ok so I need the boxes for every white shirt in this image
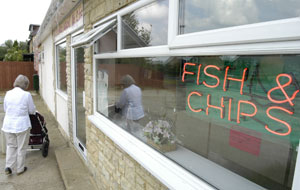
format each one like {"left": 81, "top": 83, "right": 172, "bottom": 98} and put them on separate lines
{"left": 116, "top": 84, "right": 144, "bottom": 121}
{"left": 2, "top": 87, "right": 36, "bottom": 133}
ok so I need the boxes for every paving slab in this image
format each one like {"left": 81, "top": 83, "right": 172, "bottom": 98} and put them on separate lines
{"left": 0, "top": 94, "right": 66, "bottom": 190}
{"left": 0, "top": 93, "right": 97, "bottom": 190}
{"left": 55, "top": 147, "right": 97, "bottom": 190}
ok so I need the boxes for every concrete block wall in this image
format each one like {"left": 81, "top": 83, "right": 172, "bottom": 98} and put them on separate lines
{"left": 84, "top": 0, "right": 136, "bottom": 29}
{"left": 86, "top": 122, "right": 167, "bottom": 190}
{"left": 81, "top": 0, "right": 168, "bottom": 189}
{"left": 66, "top": 36, "right": 73, "bottom": 143}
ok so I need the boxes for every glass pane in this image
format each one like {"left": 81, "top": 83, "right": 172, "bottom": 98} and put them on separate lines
{"left": 75, "top": 47, "right": 86, "bottom": 146}
{"left": 121, "top": 0, "right": 169, "bottom": 49}
{"left": 94, "top": 27, "right": 117, "bottom": 54}
{"left": 96, "top": 55, "right": 300, "bottom": 189}
{"left": 57, "top": 42, "right": 67, "bottom": 92}
{"left": 179, "top": 0, "right": 300, "bottom": 34}
{"left": 73, "top": 19, "right": 116, "bottom": 48}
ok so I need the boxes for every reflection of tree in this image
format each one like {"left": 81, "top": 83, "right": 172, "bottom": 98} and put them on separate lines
{"left": 76, "top": 47, "right": 85, "bottom": 89}
{"left": 75, "top": 47, "right": 84, "bottom": 63}
{"left": 123, "top": 13, "right": 151, "bottom": 45}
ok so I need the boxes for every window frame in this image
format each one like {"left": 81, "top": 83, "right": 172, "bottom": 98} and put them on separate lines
{"left": 55, "top": 38, "right": 68, "bottom": 99}
{"left": 71, "top": 19, "right": 117, "bottom": 48}
{"left": 71, "top": 28, "right": 88, "bottom": 159}
{"left": 90, "top": 0, "right": 300, "bottom": 189}
{"left": 168, "top": 1, "right": 300, "bottom": 51}
{"left": 91, "top": 54, "right": 218, "bottom": 189}
{"left": 91, "top": 0, "right": 300, "bottom": 55}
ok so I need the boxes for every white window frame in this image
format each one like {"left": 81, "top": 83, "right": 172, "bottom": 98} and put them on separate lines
{"left": 71, "top": 28, "right": 88, "bottom": 159}
{"left": 168, "top": 1, "right": 300, "bottom": 52}
{"left": 71, "top": 19, "right": 116, "bottom": 48}
{"left": 90, "top": 0, "right": 300, "bottom": 190}
{"left": 92, "top": 55, "right": 271, "bottom": 190}
{"left": 55, "top": 38, "right": 68, "bottom": 99}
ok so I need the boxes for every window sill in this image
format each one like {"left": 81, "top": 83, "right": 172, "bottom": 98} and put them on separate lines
{"left": 55, "top": 89, "right": 68, "bottom": 101}
{"left": 88, "top": 114, "right": 215, "bottom": 190}
{"left": 89, "top": 114, "right": 265, "bottom": 190}
{"left": 165, "top": 145, "right": 264, "bottom": 190}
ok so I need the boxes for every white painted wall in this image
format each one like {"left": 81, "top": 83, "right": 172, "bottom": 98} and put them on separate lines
{"left": 56, "top": 93, "right": 69, "bottom": 137}
{"left": 38, "top": 33, "right": 69, "bottom": 138}
{"left": 39, "top": 34, "right": 55, "bottom": 115}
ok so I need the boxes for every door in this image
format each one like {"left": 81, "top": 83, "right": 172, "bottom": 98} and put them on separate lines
{"left": 73, "top": 46, "right": 86, "bottom": 156}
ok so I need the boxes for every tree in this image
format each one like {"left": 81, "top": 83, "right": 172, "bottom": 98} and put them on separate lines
{"left": 0, "top": 40, "right": 13, "bottom": 61}
{"left": 3, "top": 40, "right": 28, "bottom": 61}
{"left": 0, "top": 46, "right": 7, "bottom": 61}
{"left": 19, "top": 41, "right": 28, "bottom": 51}
{"left": 4, "top": 40, "right": 13, "bottom": 49}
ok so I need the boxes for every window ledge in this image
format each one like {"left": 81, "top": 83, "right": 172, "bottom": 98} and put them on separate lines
{"left": 55, "top": 89, "right": 68, "bottom": 101}
{"left": 88, "top": 115, "right": 215, "bottom": 190}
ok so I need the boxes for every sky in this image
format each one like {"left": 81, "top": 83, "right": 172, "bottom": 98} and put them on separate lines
{"left": 0, "top": 0, "right": 52, "bottom": 45}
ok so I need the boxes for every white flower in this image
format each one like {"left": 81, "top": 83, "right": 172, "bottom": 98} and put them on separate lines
{"left": 163, "top": 132, "right": 170, "bottom": 138}
{"left": 154, "top": 126, "right": 162, "bottom": 134}
{"left": 145, "top": 121, "right": 153, "bottom": 129}
{"left": 144, "top": 120, "right": 176, "bottom": 145}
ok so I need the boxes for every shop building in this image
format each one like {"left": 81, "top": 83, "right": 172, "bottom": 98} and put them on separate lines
{"left": 34, "top": 0, "right": 300, "bottom": 189}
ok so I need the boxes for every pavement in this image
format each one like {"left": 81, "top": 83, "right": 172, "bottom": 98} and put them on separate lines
{"left": 0, "top": 92, "right": 97, "bottom": 190}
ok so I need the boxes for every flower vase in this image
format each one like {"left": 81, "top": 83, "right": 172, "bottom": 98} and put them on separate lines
{"left": 147, "top": 139, "right": 176, "bottom": 153}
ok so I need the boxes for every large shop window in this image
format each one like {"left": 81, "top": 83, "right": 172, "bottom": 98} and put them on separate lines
{"left": 121, "top": 0, "right": 169, "bottom": 49}
{"left": 96, "top": 55, "right": 300, "bottom": 189}
{"left": 178, "top": 0, "right": 300, "bottom": 34}
{"left": 56, "top": 42, "right": 67, "bottom": 93}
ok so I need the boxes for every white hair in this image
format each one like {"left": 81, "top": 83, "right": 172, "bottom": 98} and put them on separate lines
{"left": 13, "top": 75, "right": 29, "bottom": 90}
{"left": 121, "top": 75, "right": 135, "bottom": 88}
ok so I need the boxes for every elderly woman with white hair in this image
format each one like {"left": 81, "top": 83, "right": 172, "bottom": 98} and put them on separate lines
{"left": 2, "top": 74, "right": 36, "bottom": 176}
{"left": 116, "top": 75, "right": 144, "bottom": 132}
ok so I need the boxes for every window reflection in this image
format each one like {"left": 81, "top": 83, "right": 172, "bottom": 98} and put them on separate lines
{"left": 179, "top": 0, "right": 300, "bottom": 34}
{"left": 96, "top": 55, "right": 300, "bottom": 189}
{"left": 121, "top": 0, "right": 169, "bottom": 49}
{"left": 94, "top": 26, "right": 117, "bottom": 54}
{"left": 57, "top": 42, "right": 67, "bottom": 93}
{"left": 75, "top": 47, "right": 86, "bottom": 145}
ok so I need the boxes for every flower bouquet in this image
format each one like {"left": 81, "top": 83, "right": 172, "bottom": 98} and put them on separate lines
{"left": 143, "top": 120, "right": 176, "bottom": 152}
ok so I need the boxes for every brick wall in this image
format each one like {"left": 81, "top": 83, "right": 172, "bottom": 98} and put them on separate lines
{"left": 81, "top": 0, "right": 168, "bottom": 189}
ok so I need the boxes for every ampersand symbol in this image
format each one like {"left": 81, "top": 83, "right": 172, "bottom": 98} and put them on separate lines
{"left": 267, "top": 74, "right": 299, "bottom": 106}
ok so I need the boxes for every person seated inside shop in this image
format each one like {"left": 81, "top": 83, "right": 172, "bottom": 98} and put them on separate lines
{"left": 115, "top": 74, "right": 144, "bottom": 132}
